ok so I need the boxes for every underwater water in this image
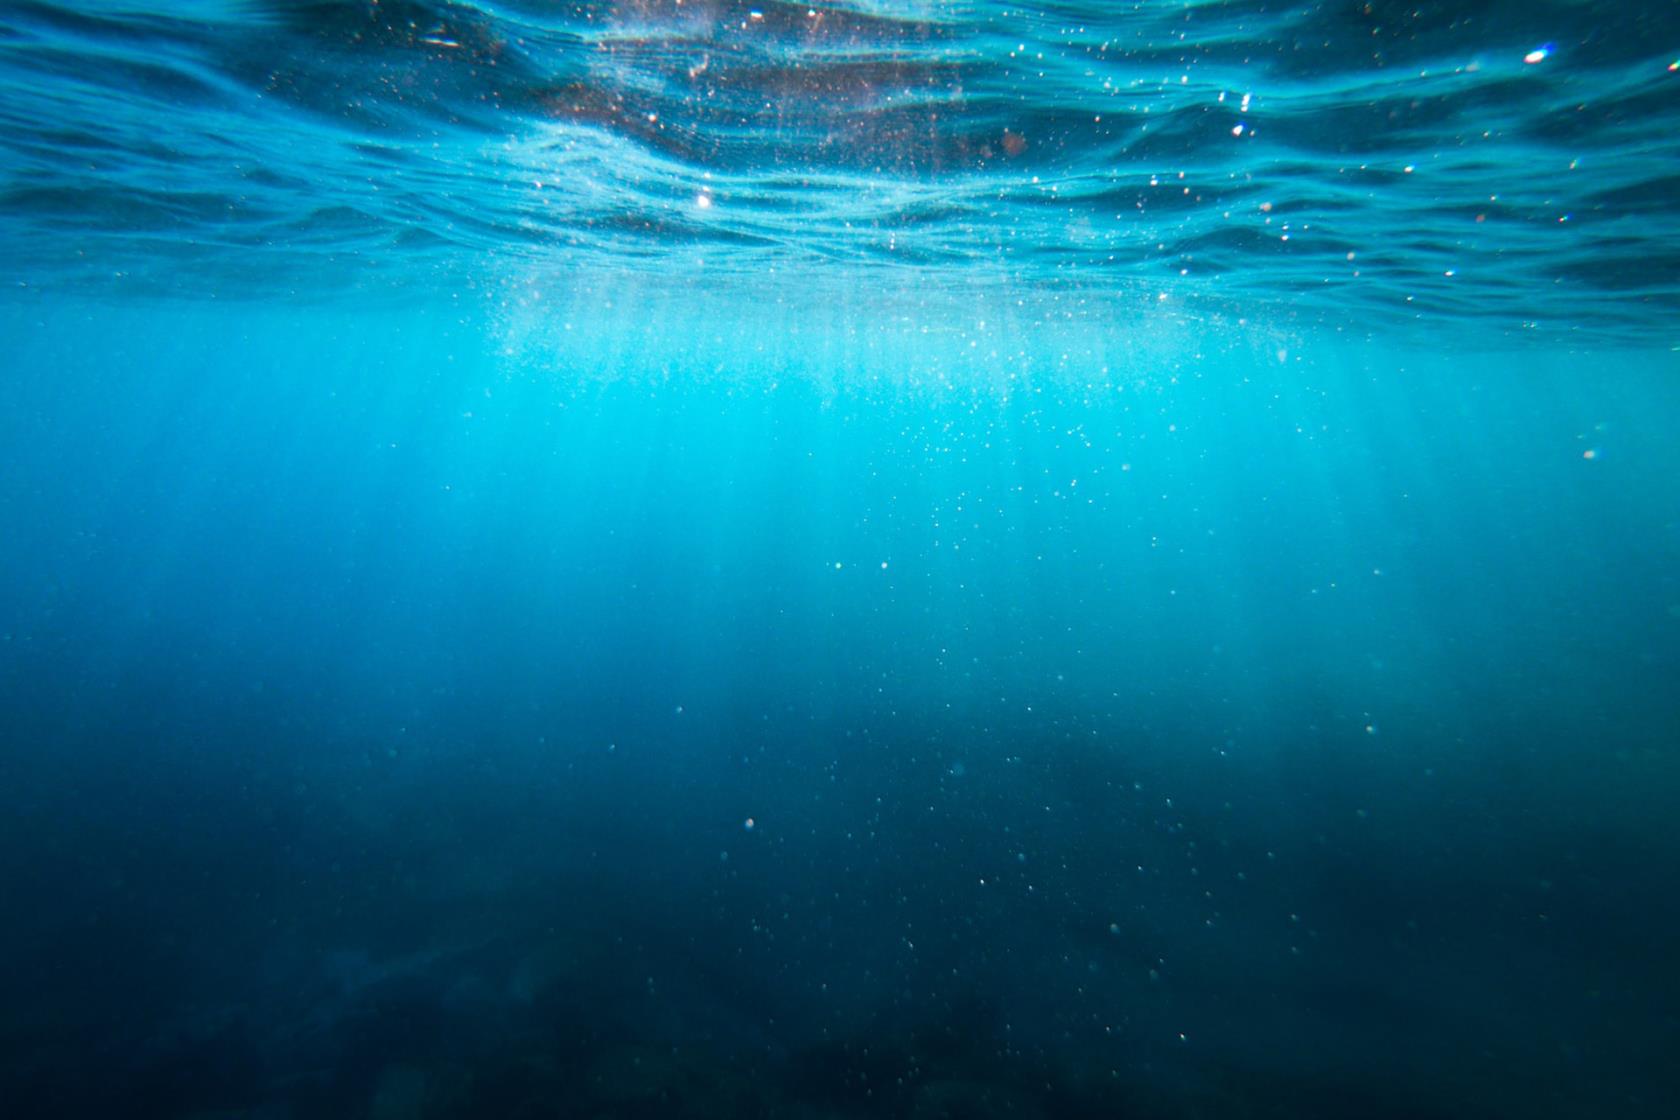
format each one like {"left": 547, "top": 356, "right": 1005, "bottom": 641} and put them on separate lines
{"left": 2, "top": 2, "right": 1679, "bottom": 1118}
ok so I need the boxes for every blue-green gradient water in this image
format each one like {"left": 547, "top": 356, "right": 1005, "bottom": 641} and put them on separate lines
{"left": 3, "top": 3, "right": 1679, "bottom": 1118}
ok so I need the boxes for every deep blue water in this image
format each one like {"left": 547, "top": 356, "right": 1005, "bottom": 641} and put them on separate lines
{"left": 2, "top": 3, "right": 1679, "bottom": 1119}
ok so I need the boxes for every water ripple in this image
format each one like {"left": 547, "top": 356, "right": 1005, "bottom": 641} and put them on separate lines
{"left": 1, "top": 0, "right": 1677, "bottom": 339}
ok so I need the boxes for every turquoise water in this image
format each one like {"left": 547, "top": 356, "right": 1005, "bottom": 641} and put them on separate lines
{"left": 5, "top": 0, "right": 1679, "bottom": 335}
{"left": 2, "top": 3, "right": 1679, "bottom": 1118}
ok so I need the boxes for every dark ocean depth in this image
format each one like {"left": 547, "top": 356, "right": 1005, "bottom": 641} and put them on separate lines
{"left": 2, "top": 3, "right": 1679, "bottom": 1119}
